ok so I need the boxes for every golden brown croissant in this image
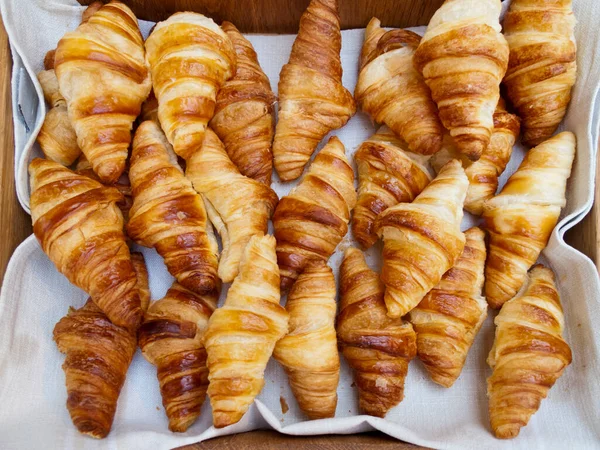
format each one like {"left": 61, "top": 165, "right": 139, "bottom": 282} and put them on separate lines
{"left": 54, "top": 1, "right": 151, "bottom": 183}
{"left": 210, "top": 21, "right": 276, "bottom": 185}
{"left": 273, "top": 261, "right": 339, "bottom": 419}
{"left": 127, "top": 121, "right": 219, "bottom": 295}
{"left": 375, "top": 159, "right": 468, "bottom": 318}
{"left": 414, "top": 0, "right": 509, "bottom": 161}
{"left": 487, "top": 265, "right": 572, "bottom": 439}
{"left": 353, "top": 126, "right": 433, "bottom": 249}
{"left": 138, "top": 282, "right": 218, "bottom": 432}
{"left": 145, "top": 12, "right": 236, "bottom": 160}
{"left": 273, "top": 136, "right": 356, "bottom": 291}
{"left": 54, "top": 300, "right": 137, "bottom": 439}
{"left": 409, "top": 227, "right": 487, "bottom": 387}
{"left": 431, "top": 100, "right": 521, "bottom": 215}
{"left": 503, "top": 0, "right": 577, "bottom": 146}
{"left": 338, "top": 248, "right": 416, "bottom": 417}
{"left": 74, "top": 154, "right": 134, "bottom": 222}
{"left": 204, "top": 234, "right": 288, "bottom": 428}
{"left": 355, "top": 21, "right": 444, "bottom": 155}
{"left": 483, "top": 132, "right": 575, "bottom": 309}
{"left": 29, "top": 158, "right": 142, "bottom": 330}
{"left": 273, "top": 0, "right": 356, "bottom": 181}
{"left": 36, "top": 70, "right": 81, "bottom": 166}
{"left": 186, "top": 129, "right": 278, "bottom": 283}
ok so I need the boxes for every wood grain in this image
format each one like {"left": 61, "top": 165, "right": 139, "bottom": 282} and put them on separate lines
{"left": 177, "top": 430, "right": 426, "bottom": 450}
{"left": 77, "top": 0, "right": 445, "bottom": 32}
{"left": 0, "top": 17, "right": 32, "bottom": 285}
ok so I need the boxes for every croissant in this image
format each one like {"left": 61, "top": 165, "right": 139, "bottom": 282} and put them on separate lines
{"left": 138, "top": 282, "right": 218, "bottom": 432}
{"left": 29, "top": 158, "right": 142, "bottom": 329}
{"left": 273, "top": 136, "right": 357, "bottom": 291}
{"left": 487, "top": 265, "right": 572, "bottom": 439}
{"left": 53, "top": 300, "right": 137, "bottom": 439}
{"left": 353, "top": 126, "right": 433, "bottom": 249}
{"left": 414, "top": 0, "right": 509, "bottom": 161}
{"left": 145, "top": 12, "right": 236, "bottom": 160}
{"left": 273, "top": 0, "right": 356, "bottom": 181}
{"left": 186, "top": 129, "right": 278, "bottom": 283}
{"left": 127, "top": 121, "right": 219, "bottom": 295}
{"left": 338, "top": 248, "right": 416, "bottom": 417}
{"left": 54, "top": 1, "right": 151, "bottom": 183}
{"left": 355, "top": 21, "right": 444, "bottom": 155}
{"left": 503, "top": 0, "right": 577, "bottom": 146}
{"left": 210, "top": 22, "right": 276, "bottom": 185}
{"left": 36, "top": 70, "right": 81, "bottom": 166}
{"left": 273, "top": 261, "right": 339, "bottom": 419}
{"left": 204, "top": 234, "right": 288, "bottom": 428}
{"left": 375, "top": 159, "right": 468, "bottom": 318}
{"left": 483, "top": 132, "right": 576, "bottom": 309}
{"left": 74, "top": 154, "right": 133, "bottom": 222}
{"left": 431, "top": 100, "right": 521, "bottom": 215}
{"left": 409, "top": 227, "right": 487, "bottom": 387}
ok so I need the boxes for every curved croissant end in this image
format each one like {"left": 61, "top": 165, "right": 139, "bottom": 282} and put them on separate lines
{"left": 54, "top": 300, "right": 137, "bottom": 439}
{"left": 431, "top": 101, "right": 521, "bottom": 215}
{"left": 410, "top": 227, "right": 487, "bottom": 387}
{"left": 145, "top": 12, "right": 236, "bottom": 160}
{"left": 414, "top": 0, "right": 509, "bottom": 161}
{"left": 186, "top": 129, "right": 278, "bottom": 283}
{"left": 503, "top": 0, "right": 577, "bottom": 146}
{"left": 204, "top": 234, "right": 288, "bottom": 428}
{"left": 353, "top": 126, "right": 433, "bottom": 249}
{"left": 338, "top": 247, "right": 416, "bottom": 417}
{"left": 483, "top": 132, "right": 576, "bottom": 309}
{"left": 487, "top": 265, "right": 572, "bottom": 439}
{"left": 29, "top": 158, "right": 142, "bottom": 330}
{"left": 273, "top": 0, "right": 356, "bottom": 181}
{"left": 54, "top": 1, "right": 151, "bottom": 183}
{"left": 138, "top": 282, "right": 218, "bottom": 432}
{"left": 210, "top": 21, "right": 276, "bottom": 185}
{"left": 274, "top": 136, "right": 356, "bottom": 292}
{"left": 127, "top": 121, "right": 219, "bottom": 295}
{"left": 375, "top": 159, "right": 468, "bottom": 318}
{"left": 274, "top": 261, "right": 339, "bottom": 419}
{"left": 356, "top": 23, "right": 444, "bottom": 155}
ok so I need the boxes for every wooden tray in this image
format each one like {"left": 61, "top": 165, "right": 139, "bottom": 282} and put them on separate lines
{"left": 0, "top": 1, "right": 597, "bottom": 447}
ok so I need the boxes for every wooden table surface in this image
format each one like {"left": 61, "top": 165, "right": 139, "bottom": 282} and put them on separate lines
{"left": 0, "top": 1, "right": 597, "bottom": 448}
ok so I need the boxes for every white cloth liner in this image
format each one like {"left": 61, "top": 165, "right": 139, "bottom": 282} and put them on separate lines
{"left": 0, "top": 0, "right": 599, "bottom": 449}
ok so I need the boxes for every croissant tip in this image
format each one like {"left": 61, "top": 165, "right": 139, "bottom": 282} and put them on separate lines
{"left": 212, "top": 411, "right": 243, "bottom": 429}
{"left": 493, "top": 424, "right": 522, "bottom": 440}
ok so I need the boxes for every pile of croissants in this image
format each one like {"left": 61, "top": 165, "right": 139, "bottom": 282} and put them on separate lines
{"left": 29, "top": 0, "right": 577, "bottom": 442}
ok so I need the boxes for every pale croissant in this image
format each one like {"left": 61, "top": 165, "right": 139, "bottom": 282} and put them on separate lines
{"left": 273, "top": 0, "right": 356, "bottom": 181}
{"left": 338, "top": 248, "right": 416, "bottom": 417}
{"left": 353, "top": 126, "right": 432, "bottom": 249}
{"left": 375, "top": 159, "right": 468, "bottom": 318}
{"left": 127, "top": 121, "right": 219, "bottom": 295}
{"left": 204, "top": 234, "right": 288, "bottom": 428}
{"left": 273, "top": 136, "right": 357, "bottom": 291}
{"left": 414, "top": 0, "right": 509, "bottom": 161}
{"left": 431, "top": 100, "right": 520, "bottom": 215}
{"left": 410, "top": 227, "right": 487, "bottom": 387}
{"left": 355, "top": 20, "right": 444, "bottom": 155}
{"left": 186, "top": 129, "right": 278, "bottom": 283}
{"left": 210, "top": 21, "right": 276, "bottom": 185}
{"left": 138, "top": 282, "right": 218, "bottom": 432}
{"left": 487, "top": 265, "right": 572, "bottom": 439}
{"left": 29, "top": 158, "right": 142, "bottom": 330}
{"left": 483, "top": 132, "right": 576, "bottom": 309}
{"left": 503, "top": 0, "right": 577, "bottom": 146}
{"left": 273, "top": 261, "right": 339, "bottom": 419}
{"left": 54, "top": 1, "right": 151, "bottom": 183}
{"left": 145, "top": 12, "right": 236, "bottom": 160}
